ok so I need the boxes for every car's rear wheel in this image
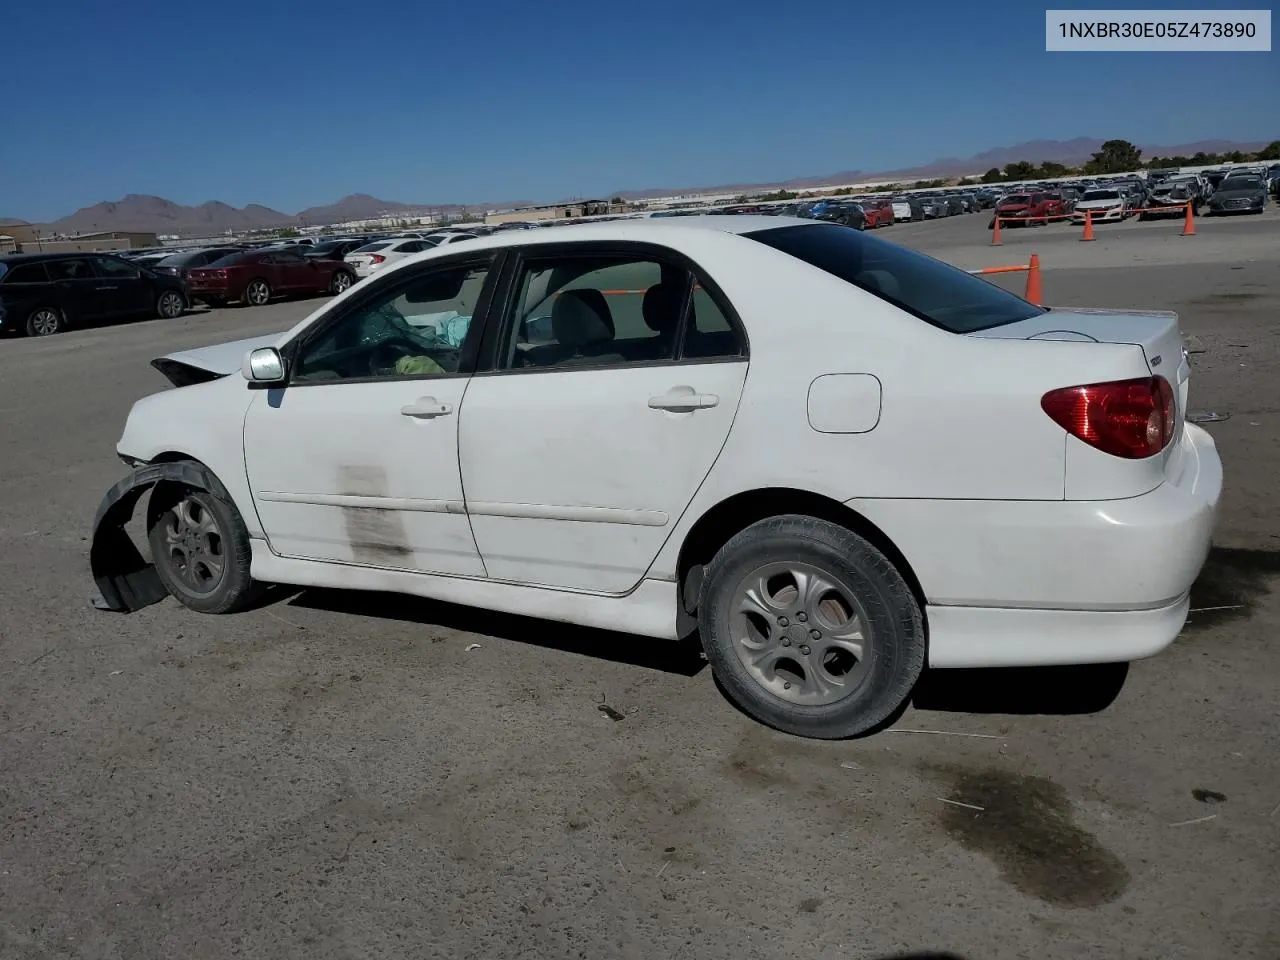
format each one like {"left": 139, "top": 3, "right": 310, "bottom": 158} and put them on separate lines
{"left": 156, "top": 290, "right": 186, "bottom": 319}
{"left": 147, "top": 486, "right": 261, "bottom": 614}
{"left": 244, "top": 279, "right": 271, "bottom": 306}
{"left": 697, "top": 515, "right": 925, "bottom": 739}
{"left": 26, "top": 306, "right": 63, "bottom": 336}
{"left": 330, "top": 270, "right": 354, "bottom": 295}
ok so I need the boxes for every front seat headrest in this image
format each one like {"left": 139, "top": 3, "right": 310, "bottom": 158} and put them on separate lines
{"left": 642, "top": 281, "right": 684, "bottom": 335}
{"left": 552, "top": 289, "right": 614, "bottom": 348}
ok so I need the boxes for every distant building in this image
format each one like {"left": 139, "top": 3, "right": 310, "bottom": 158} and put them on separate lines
{"left": 0, "top": 226, "right": 158, "bottom": 253}
{"left": 485, "top": 200, "right": 619, "bottom": 225}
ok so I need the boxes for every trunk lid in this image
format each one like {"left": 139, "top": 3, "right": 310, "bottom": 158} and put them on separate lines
{"left": 971, "top": 307, "right": 1190, "bottom": 470}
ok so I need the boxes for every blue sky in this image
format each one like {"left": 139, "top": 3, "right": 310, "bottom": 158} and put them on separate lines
{"left": 3, "top": 0, "right": 1275, "bottom": 220}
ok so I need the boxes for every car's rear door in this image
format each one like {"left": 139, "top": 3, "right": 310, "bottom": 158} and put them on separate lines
{"left": 457, "top": 242, "right": 749, "bottom": 593}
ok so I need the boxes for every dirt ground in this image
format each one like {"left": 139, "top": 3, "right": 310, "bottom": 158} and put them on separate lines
{"left": 1, "top": 211, "right": 1277, "bottom": 960}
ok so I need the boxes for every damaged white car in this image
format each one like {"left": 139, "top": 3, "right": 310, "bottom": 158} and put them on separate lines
{"left": 91, "top": 217, "right": 1221, "bottom": 739}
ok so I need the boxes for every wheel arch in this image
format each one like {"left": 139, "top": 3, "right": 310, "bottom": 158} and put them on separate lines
{"left": 673, "top": 487, "right": 927, "bottom": 634}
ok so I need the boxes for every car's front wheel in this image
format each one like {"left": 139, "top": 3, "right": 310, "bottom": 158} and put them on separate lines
{"left": 697, "top": 515, "right": 925, "bottom": 739}
{"left": 147, "top": 486, "right": 261, "bottom": 614}
{"left": 26, "top": 306, "right": 64, "bottom": 336}
{"left": 156, "top": 289, "right": 186, "bottom": 319}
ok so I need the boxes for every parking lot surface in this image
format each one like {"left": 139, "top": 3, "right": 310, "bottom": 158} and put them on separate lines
{"left": 1, "top": 215, "right": 1277, "bottom": 959}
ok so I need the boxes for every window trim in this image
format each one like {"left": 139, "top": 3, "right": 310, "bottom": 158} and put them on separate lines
{"left": 93, "top": 256, "right": 141, "bottom": 280}
{"left": 473, "top": 239, "right": 748, "bottom": 377}
{"left": 280, "top": 250, "right": 504, "bottom": 388}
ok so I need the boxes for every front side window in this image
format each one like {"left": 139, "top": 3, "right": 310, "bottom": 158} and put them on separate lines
{"left": 746, "top": 222, "right": 1043, "bottom": 334}
{"left": 292, "top": 261, "right": 490, "bottom": 383}
{"left": 94, "top": 257, "right": 140, "bottom": 279}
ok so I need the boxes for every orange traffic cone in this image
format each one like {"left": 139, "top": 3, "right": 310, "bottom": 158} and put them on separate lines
{"left": 1024, "top": 253, "right": 1043, "bottom": 305}
{"left": 1181, "top": 201, "right": 1196, "bottom": 236}
{"left": 990, "top": 215, "right": 1003, "bottom": 246}
{"left": 1080, "top": 209, "right": 1096, "bottom": 241}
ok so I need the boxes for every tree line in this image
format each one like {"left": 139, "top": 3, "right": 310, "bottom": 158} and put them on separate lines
{"left": 979, "top": 138, "right": 1280, "bottom": 183}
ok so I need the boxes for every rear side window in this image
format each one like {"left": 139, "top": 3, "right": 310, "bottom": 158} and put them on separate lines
{"left": 2, "top": 262, "right": 51, "bottom": 284}
{"left": 49, "top": 259, "right": 95, "bottom": 280}
{"left": 207, "top": 252, "right": 256, "bottom": 268}
{"left": 746, "top": 223, "right": 1044, "bottom": 334}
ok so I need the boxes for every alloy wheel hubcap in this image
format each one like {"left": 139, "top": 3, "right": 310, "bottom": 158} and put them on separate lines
{"left": 249, "top": 283, "right": 267, "bottom": 304}
{"left": 162, "top": 496, "right": 225, "bottom": 595}
{"left": 730, "top": 561, "right": 872, "bottom": 705}
{"left": 33, "top": 311, "right": 58, "bottom": 334}
{"left": 161, "top": 293, "right": 182, "bottom": 316}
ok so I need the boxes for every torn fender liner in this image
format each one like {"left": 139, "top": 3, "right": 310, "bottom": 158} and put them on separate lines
{"left": 90, "top": 460, "right": 233, "bottom": 613}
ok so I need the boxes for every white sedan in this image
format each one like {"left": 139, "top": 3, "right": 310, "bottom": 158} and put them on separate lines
{"left": 90, "top": 217, "right": 1221, "bottom": 739}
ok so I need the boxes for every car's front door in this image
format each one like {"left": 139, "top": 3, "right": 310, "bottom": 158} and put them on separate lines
{"left": 92, "top": 257, "right": 152, "bottom": 316}
{"left": 242, "top": 254, "right": 498, "bottom": 574}
{"left": 457, "top": 245, "right": 749, "bottom": 593}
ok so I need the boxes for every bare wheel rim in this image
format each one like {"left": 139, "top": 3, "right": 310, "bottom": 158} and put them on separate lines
{"left": 247, "top": 281, "right": 269, "bottom": 305}
{"left": 31, "top": 309, "right": 59, "bottom": 335}
{"left": 333, "top": 272, "right": 351, "bottom": 292}
{"left": 161, "top": 495, "right": 225, "bottom": 596}
{"left": 729, "top": 560, "right": 873, "bottom": 706}
{"left": 159, "top": 291, "right": 184, "bottom": 317}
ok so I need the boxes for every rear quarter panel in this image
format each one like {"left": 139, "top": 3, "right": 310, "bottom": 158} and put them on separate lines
{"left": 645, "top": 232, "right": 1146, "bottom": 580}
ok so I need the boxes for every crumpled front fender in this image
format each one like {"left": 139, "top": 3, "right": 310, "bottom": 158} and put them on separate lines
{"left": 89, "top": 460, "right": 232, "bottom": 613}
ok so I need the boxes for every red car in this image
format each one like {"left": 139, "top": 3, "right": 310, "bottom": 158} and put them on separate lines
{"left": 187, "top": 248, "right": 355, "bottom": 307}
{"left": 989, "top": 191, "right": 1068, "bottom": 228}
{"left": 860, "top": 199, "right": 895, "bottom": 228}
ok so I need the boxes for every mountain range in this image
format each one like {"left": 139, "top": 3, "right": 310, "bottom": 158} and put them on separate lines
{"left": 7, "top": 137, "right": 1267, "bottom": 236}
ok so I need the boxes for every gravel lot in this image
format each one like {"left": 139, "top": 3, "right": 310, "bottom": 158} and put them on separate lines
{"left": 1, "top": 213, "right": 1277, "bottom": 960}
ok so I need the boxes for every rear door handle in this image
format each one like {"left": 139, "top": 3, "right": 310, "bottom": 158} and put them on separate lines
{"left": 96, "top": 285, "right": 117, "bottom": 291}
{"left": 400, "top": 396, "right": 453, "bottom": 419}
{"left": 648, "top": 386, "right": 719, "bottom": 411}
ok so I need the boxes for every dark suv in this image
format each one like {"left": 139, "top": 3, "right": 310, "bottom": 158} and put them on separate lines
{"left": 0, "top": 252, "right": 189, "bottom": 336}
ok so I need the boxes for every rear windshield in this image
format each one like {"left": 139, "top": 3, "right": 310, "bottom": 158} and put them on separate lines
{"left": 353, "top": 242, "right": 391, "bottom": 253}
{"left": 205, "top": 251, "right": 258, "bottom": 268}
{"left": 746, "top": 223, "right": 1044, "bottom": 334}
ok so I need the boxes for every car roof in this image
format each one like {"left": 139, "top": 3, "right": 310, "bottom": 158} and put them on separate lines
{"left": 0, "top": 251, "right": 104, "bottom": 265}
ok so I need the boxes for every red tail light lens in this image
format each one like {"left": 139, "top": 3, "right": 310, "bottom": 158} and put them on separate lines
{"left": 369, "top": 255, "right": 385, "bottom": 264}
{"left": 1041, "top": 376, "right": 1176, "bottom": 459}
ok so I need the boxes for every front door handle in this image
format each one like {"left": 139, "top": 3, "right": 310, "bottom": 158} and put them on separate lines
{"left": 96, "top": 285, "right": 118, "bottom": 291}
{"left": 648, "top": 386, "right": 720, "bottom": 412}
{"left": 400, "top": 396, "right": 453, "bottom": 419}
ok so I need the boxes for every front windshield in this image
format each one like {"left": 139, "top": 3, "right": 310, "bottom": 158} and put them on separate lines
{"left": 1221, "top": 178, "right": 1262, "bottom": 190}
{"left": 1002, "top": 195, "right": 1030, "bottom": 205}
{"left": 1082, "top": 190, "right": 1120, "bottom": 201}
{"left": 746, "top": 222, "right": 1044, "bottom": 334}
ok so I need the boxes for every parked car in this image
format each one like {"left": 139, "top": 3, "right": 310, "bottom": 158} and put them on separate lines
{"left": 810, "top": 203, "right": 868, "bottom": 230}
{"left": 186, "top": 249, "right": 354, "bottom": 307}
{"left": 1140, "top": 179, "right": 1196, "bottom": 220}
{"left": 89, "top": 216, "right": 1220, "bottom": 740}
{"left": 424, "top": 231, "right": 480, "bottom": 246}
{"left": 0, "top": 252, "right": 188, "bottom": 336}
{"left": 890, "top": 196, "right": 924, "bottom": 221}
{"left": 344, "top": 237, "right": 442, "bottom": 278}
{"left": 151, "top": 247, "right": 244, "bottom": 281}
{"left": 1206, "top": 174, "right": 1269, "bottom": 215}
{"left": 920, "top": 197, "right": 946, "bottom": 219}
{"left": 1070, "top": 188, "right": 1129, "bottom": 224}
{"left": 990, "top": 191, "right": 1066, "bottom": 227}
{"left": 940, "top": 195, "right": 966, "bottom": 216}
{"left": 303, "top": 238, "right": 379, "bottom": 261}
{"left": 859, "top": 200, "right": 895, "bottom": 228}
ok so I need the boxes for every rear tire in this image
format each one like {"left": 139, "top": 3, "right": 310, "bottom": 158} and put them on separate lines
{"left": 156, "top": 290, "right": 186, "bottom": 319}
{"left": 26, "top": 306, "right": 63, "bottom": 336}
{"left": 147, "top": 486, "right": 262, "bottom": 614}
{"left": 697, "top": 515, "right": 925, "bottom": 739}
{"left": 330, "top": 270, "right": 354, "bottom": 295}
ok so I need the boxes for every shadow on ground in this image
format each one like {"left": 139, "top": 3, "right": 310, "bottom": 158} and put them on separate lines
{"left": 288, "top": 588, "right": 708, "bottom": 677}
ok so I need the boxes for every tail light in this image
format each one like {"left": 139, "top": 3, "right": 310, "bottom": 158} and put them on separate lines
{"left": 1041, "top": 376, "right": 1176, "bottom": 459}
{"left": 369, "top": 255, "right": 385, "bottom": 265}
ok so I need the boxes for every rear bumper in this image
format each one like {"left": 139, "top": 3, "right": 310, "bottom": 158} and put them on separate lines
{"left": 850, "top": 423, "right": 1222, "bottom": 666}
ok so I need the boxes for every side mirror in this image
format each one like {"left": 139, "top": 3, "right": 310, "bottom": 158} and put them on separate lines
{"left": 242, "top": 347, "right": 286, "bottom": 385}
